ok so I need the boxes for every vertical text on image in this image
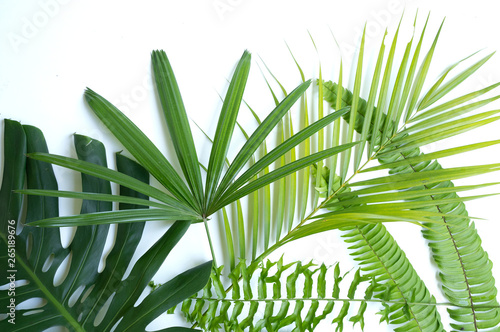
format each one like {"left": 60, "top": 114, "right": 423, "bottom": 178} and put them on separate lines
{"left": 6, "top": 219, "right": 17, "bottom": 325}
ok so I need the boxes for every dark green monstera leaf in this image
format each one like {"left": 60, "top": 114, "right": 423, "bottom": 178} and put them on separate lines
{"left": 0, "top": 120, "right": 211, "bottom": 331}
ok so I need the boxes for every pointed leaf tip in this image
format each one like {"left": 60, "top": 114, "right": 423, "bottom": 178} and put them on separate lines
{"left": 84, "top": 88, "right": 99, "bottom": 103}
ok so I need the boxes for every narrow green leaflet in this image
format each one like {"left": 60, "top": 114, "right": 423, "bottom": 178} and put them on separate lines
{"left": 404, "top": 19, "right": 444, "bottom": 121}
{"left": 287, "top": 44, "right": 312, "bottom": 222}
{"left": 85, "top": 88, "right": 199, "bottom": 212}
{"left": 410, "top": 81, "right": 500, "bottom": 122}
{"left": 349, "top": 164, "right": 500, "bottom": 188}
{"left": 357, "top": 30, "right": 386, "bottom": 163}
{"left": 221, "top": 206, "right": 236, "bottom": 271}
{"left": 417, "top": 52, "right": 495, "bottom": 111}
{"left": 213, "top": 80, "right": 311, "bottom": 209}
{"left": 327, "top": 183, "right": 499, "bottom": 208}
{"left": 416, "top": 51, "right": 479, "bottom": 112}
{"left": 212, "top": 107, "right": 350, "bottom": 212}
{"left": 341, "top": 25, "right": 365, "bottom": 178}
{"left": 16, "top": 189, "right": 173, "bottom": 210}
{"left": 215, "top": 142, "right": 358, "bottom": 210}
{"left": 405, "top": 98, "right": 500, "bottom": 133}
{"left": 370, "top": 18, "right": 402, "bottom": 152}
{"left": 396, "top": 13, "right": 426, "bottom": 127}
{"left": 361, "top": 140, "right": 500, "bottom": 172}
{"left": 152, "top": 50, "right": 205, "bottom": 210}
{"left": 27, "top": 152, "right": 195, "bottom": 214}
{"left": 28, "top": 208, "right": 199, "bottom": 227}
{"left": 205, "top": 51, "right": 251, "bottom": 211}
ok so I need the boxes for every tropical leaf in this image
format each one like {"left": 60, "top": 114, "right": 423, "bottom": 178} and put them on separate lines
{"left": 322, "top": 175, "right": 446, "bottom": 332}
{"left": 85, "top": 88, "right": 199, "bottom": 213}
{"left": 0, "top": 122, "right": 211, "bottom": 331}
{"left": 187, "top": 16, "right": 500, "bottom": 332}
{"left": 177, "top": 258, "right": 374, "bottom": 332}
{"left": 4, "top": 13, "right": 500, "bottom": 332}
{"left": 212, "top": 80, "right": 311, "bottom": 210}
{"left": 343, "top": 225, "right": 444, "bottom": 332}
{"left": 378, "top": 144, "right": 500, "bottom": 332}
{"left": 204, "top": 50, "right": 251, "bottom": 213}
{"left": 323, "top": 52, "right": 500, "bottom": 330}
{"left": 28, "top": 49, "right": 340, "bottom": 231}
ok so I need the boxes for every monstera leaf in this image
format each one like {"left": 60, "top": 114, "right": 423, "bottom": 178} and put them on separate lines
{"left": 0, "top": 120, "right": 211, "bottom": 331}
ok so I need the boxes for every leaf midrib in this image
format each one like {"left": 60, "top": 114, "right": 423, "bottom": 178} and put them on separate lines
{"left": 101, "top": 245, "right": 164, "bottom": 331}
{"left": 405, "top": 157, "right": 478, "bottom": 331}
{"left": 80, "top": 226, "right": 133, "bottom": 328}
{"left": 354, "top": 224, "right": 423, "bottom": 331}
{"left": 0, "top": 233, "right": 84, "bottom": 332}
{"left": 188, "top": 296, "right": 487, "bottom": 308}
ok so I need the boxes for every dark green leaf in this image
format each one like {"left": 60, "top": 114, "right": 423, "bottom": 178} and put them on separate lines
{"left": 84, "top": 88, "right": 199, "bottom": 212}
{"left": 115, "top": 261, "right": 212, "bottom": 331}
{"left": 205, "top": 50, "right": 251, "bottom": 212}
{"left": 152, "top": 50, "right": 204, "bottom": 210}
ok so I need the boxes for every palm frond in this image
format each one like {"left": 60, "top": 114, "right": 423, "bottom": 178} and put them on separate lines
{"left": 84, "top": 89, "right": 199, "bottom": 212}
{"left": 324, "top": 52, "right": 500, "bottom": 330}
{"left": 186, "top": 17, "right": 500, "bottom": 330}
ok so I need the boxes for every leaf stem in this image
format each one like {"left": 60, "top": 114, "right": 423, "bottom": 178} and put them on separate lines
{"left": 203, "top": 217, "right": 218, "bottom": 267}
{"left": 188, "top": 295, "right": 500, "bottom": 309}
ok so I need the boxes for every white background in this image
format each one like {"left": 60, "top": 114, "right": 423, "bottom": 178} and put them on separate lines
{"left": 1, "top": 0, "right": 500, "bottom": 331}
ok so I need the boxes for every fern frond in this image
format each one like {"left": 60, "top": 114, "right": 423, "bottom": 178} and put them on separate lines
{"left": 378, "top": 146, "right": 500, "bottom": 332}
{"left": 310, "top": 170, "right": 445, "bottom": 331}
{"left": 178, "top": 259, "right": 373, "bottom": 332}
{"left": 343, "top": 223, "right": 445, "bottom": 331}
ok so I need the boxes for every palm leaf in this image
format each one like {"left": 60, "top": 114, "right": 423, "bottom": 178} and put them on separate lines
{"left": 84, "top": 89, "right": 199, "bottom": 212}
{"left": 184, "top": 17, "right": 500, "bottom": 331}
{"left": 324, "top": 49, "right": 500, "bottom": 330}
{"left": 214, "top": 142, "right": 358, "bottom": 210}
{"left": 212, "top": 107, "right": 351, "bottom": 211}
